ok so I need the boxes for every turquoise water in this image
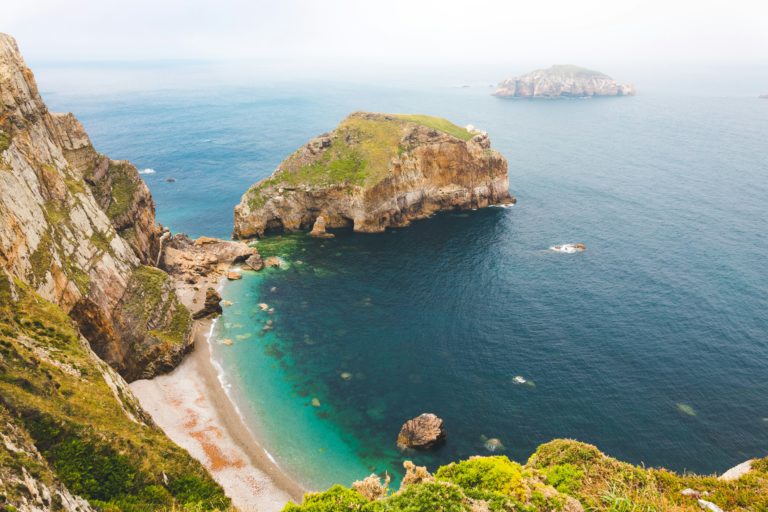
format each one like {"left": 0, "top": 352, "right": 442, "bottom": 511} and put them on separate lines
{"left": 42, "top": 77, "right": 768, "bottom": 489}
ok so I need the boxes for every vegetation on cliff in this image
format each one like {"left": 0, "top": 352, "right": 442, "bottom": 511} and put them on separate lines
{"left": 0, "top": 274, "right": 229, "bottom": 511}
{"left": 245, "top": 113, "right": 475, "bottom": 208}
{"left": 284, "top": 440, "right": 768, "bottom": 511}
{"left": 235, "top": 112, "right": 511, "bottom": 237}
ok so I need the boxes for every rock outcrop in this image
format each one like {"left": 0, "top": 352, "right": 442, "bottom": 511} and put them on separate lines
{"left": 192, "top": 287, "right": 223, "bottom": 319}
{"left": 494, "top": 65, "right": 635, "bottom": 98}
{"left": 0, "top": 33, "right": 192, "bottom": 381}
{"left": 233, "top": 112, "right": 513, "bottom": 238}
{"left": 397, "top": 413, "right": 446, "bottom": 449}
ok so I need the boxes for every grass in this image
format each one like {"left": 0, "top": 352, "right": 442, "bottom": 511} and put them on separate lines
{"left": 124, "top": 265, "right": 192, "bottom": 348}
{"left": 104, "top": 162, "right": 139, "bottom": 220}
{"left": 0, "top": 130, "right": 10, "bottom": 152}
{"left": 284, "top": 440, "right": 768, "bottom": 512}
{"left": 394, "top": 114, "right": 474, "bottom": 141}
{"left": 0, "top": 276, "right": 229, "bottom": 511}
{"left": 246, "top": 113, "right": 475, "bottom": 210}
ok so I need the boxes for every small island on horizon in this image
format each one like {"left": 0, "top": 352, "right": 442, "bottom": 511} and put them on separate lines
{"left": 493, "top": 64, "right": 635, "bottom": 98}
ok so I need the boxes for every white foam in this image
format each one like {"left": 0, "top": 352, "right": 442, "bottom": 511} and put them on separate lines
{"left": 550, "top": 243, "right": 586, "bottom": 253}
{"left": 513, "top": 375, "right": 527, "bottom": 384}
{"left": 139, "top": 168, "right": 156, "bottom": 175}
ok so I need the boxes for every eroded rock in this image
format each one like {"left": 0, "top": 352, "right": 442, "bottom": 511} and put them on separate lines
{"left": 397, "top": 413, "right": 446, "bottom": 449}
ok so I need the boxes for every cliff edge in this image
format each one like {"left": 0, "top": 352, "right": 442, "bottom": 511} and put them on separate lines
{"left": 0, "top": 33, "right": 191, "bottom": 380}
{"left": 233, "top": 112, "right": 513, "bottom": 238}
{"left": 494, "top": 65, "right": 635, "bottom": 98}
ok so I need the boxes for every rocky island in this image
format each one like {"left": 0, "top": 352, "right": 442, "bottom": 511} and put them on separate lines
{"left": 233, "top": 112, "right": 513, "bottom": 238}
{"left": 493, "top": 65, "right": 635, "bottom": 98}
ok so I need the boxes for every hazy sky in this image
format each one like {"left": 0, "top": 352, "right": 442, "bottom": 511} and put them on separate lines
{"left": 4, "top": 0, "right": 767, "bottom": 66}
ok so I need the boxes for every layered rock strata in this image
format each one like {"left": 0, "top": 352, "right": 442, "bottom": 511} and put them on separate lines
{"left": 234, "top": 112, "right": 513, "bottom": 238}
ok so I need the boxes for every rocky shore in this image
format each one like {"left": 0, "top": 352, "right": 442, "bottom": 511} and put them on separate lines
{"left": 494, "top": 65, "right": 635, "bottom": 98}
{"left": 233, "top": 112, "right": 513, "bottom": 238}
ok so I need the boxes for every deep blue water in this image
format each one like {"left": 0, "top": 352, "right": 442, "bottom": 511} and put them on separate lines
{"left": 42, "top": 76, "right": 768, "bottom": 489}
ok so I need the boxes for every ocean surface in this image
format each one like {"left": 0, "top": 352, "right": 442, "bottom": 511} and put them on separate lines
{"left": 41, "top": 71, "right": 768, "bottom": 490}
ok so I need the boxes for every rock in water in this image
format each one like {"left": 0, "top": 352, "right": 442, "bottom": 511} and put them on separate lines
{"left": 226, "top": 271, "right": 242, "bottom": 280}
{"left": 243, "top": 253, "right": 264, "bottom": 271}
{"left": 233, "top": 112, "right": 513, "bottom": 238}
{"left": 494, "top": 65, "right": 635, "bottom": 98}
{"left": 192, "top": 288, "right": 223, "bottom": 319}
{"left": 309, "top": 215, "right": 335, "bottom": 238}
{"left": 397, "top": 413, "right": 446, "bottom": 449}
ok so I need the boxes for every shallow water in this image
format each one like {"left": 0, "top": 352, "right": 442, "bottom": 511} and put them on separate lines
{"left": 42, "top": 78, "right": 768, "bottom": 489}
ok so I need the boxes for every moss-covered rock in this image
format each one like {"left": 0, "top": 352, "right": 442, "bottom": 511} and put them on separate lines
{"left": 234, "top": 112, "right": 512, "bottom": 238}
{"left": 284, "top": 440, "right": 768, "bottom": 512}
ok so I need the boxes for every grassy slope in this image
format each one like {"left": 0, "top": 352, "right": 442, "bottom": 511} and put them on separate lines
{"left": 284, "top": 440, "right": 768, "bottom": 512}
{"left": 0, "top": 275, "right": 229, "bottom": 511}
{"left": 246, "top": 113, "right": 474, "bottom": 209}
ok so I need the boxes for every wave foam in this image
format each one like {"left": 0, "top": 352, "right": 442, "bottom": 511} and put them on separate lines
{"left": 139, "top": 168, "right": 156, "bottom": 175}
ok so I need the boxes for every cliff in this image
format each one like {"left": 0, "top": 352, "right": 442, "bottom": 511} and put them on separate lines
{"left": 233, "top": 112, "right": 513, "bottom": 238}
{"left": 285, "top": 440, "right": 768, "bottom": 512}
{"left": 0, "top": 33, "right": 188, "bottom": 380}
{"left": 494, "top": 65, "right": 635, "bottom": 98}
{"left": 0, "top": 275, "right": 229, "bottom": 510}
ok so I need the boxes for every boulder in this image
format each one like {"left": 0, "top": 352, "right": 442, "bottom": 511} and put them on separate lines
{"left": 243, "top": 253, "right": 264, "bottom": 271}
{"left": 226, "top": 271, "right": 242, "bottom": 280}
{"left": 397, "top": 413, "right": 445, "bottom": 449}
{"left": 192, "top": 288, "right": 223, "bottom": 319}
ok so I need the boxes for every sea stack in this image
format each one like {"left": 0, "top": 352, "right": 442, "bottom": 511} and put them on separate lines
{"left": 493, "top": 65, "right": 635, "bottom": 98}
{"left": 233, "top": 112, "right": 513, "bottom": 238}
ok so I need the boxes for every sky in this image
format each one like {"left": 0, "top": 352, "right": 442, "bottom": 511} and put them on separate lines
{"left": 4, "top": 0, "right": 768, "bottom": 66}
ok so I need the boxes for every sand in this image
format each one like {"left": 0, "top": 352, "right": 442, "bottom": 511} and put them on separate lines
{"left": 130, "top": 318, "right": 305, "bottom": 511}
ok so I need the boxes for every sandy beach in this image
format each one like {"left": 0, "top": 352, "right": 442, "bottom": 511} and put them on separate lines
{"left": 130, "top": 315, "right": 305, "bottom": 511}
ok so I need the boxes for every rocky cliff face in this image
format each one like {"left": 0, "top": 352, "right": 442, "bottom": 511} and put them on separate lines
{"left": 234, "top": 112, "right": 513, "bottom": 238}
{"left": 0, "top": 33, "right": 186, "bottom": 380}
{"left": 494, "top": 65, "right": 635, "bottom": 98}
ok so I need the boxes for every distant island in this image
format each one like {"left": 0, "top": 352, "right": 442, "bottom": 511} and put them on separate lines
{"left": 233, "top": 112, "right": 514, "bottom": 238}
{"left": 760, "top": 94, "right": 768, "bottom": 99}
{"left": 493, "top": 64, "right": 635, "bottom": 98}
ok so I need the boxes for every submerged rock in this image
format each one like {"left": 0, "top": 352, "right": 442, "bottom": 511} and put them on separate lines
{"left": 397, "top": 413, "right": 446, "bottom": 450}
{"left": 494, "top": 65, "right": 635, "bottom": 98}
{"left": 192, "top": 287, "right": 223, "bottom": 319}
{"left": 233, "top": 112, "right": 513, "bottom": 238}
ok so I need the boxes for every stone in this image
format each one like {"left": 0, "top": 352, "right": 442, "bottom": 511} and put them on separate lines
{"left": 243, "top": 253, "right": 264, "bottom": 271}
{"left": 697, "top": 499, "right": 724, "bottom": 512}
{"left": 396, "top": 413, "right": 446, "bottom": 449}
{"left": 311, "top": 398, "right": 321, "bottom": 407}
{"left": 258, "top": 303, "right": 269, "bottom": 311}
{"left": 264, "top": 256, "right": 284, "bottom": 268}
{"left": 309, "top": 215, "right": 335, "bottom": 238}
{"left": 494, "top": 65, "right": 635, "bottom": 98}
{"left": 192, "top": 288, "right": 223, "bottom": 319}
{"left": 226, "top": 271, "right": 242, "bottom": 280}
{"left": 719, "top": 459, "right": 753, "bottom": 481}
{"left": 681, "top": 488, "right": 701, "bottom": 498}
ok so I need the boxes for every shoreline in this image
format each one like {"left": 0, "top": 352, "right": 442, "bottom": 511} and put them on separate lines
{"left": 130, "top": 277, "right": 305, "bottom": 511}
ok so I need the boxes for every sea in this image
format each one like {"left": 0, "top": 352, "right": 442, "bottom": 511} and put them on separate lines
{"left": 38, "top": 61, "right": 768, "bottom": 490}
